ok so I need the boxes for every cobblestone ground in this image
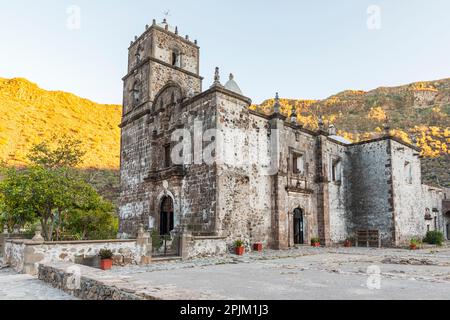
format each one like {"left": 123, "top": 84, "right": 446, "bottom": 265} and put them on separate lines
{"left": 109, "top": 246, "right": 450, "bottom": 300}
{"left": 0, "top": 267, "right": 76, "bottom": 300}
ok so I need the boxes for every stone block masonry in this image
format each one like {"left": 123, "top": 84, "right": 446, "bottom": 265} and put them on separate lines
{"left": 119, "top": 19, "right": 447, "bottom": 252}
{"left": 38, "top": 262, "right": 225, "bottom": 300}
{"left": 4, "top": 239, "right": 142, "bottom": 275}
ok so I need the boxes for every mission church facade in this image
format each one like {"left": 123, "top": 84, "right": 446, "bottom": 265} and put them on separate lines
{"left": 118, "top": 19, "right": 445, "bottom": 254}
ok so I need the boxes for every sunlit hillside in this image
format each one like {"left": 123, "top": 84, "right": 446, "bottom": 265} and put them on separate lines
{"left": 1, "top": 76, "right": 448, "bottom": 203}
{"left": 0, "top": 78, "right": 122, "bottom": 169}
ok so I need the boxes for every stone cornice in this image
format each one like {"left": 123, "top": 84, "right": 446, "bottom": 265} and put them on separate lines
{"left": 181, "top": 85, "right": 252, "bottom": 108}
{"left": 349, "top": 135, "right": 421, "bottom": 152}
{"left": 128, "top": 24, "right": 200, "bottom": 51}
{"left": 122, "top": 56, "right": 203, "bottom": 81}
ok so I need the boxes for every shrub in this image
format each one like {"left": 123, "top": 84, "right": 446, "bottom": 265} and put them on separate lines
{"left": 99, "top": 248, "right": 113, "bottom": 260}
{"left": 151, "top": 229, "right": 163, "bottom": 250}
{"left": 423, "top": 231, "right": 444, "bottom": 246}
{"left": 311, "top": 237, "right": 320, "bottom": 244}
{"left": 410, "top": 238, "right": 422, "bottom": 246}
{"left": 234, "top": 240, "right": 244, "bottom": 248}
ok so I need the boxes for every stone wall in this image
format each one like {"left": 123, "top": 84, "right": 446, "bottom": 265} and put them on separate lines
{"left": 5, "top": 239, "right": 139, "bottom": 275}
{"left": 346, "top": 139, "right": 394, "bottom": 246}
{"left": 38, "top": 261, "right": 223, "bottom": 300}
{"left": 323, "top": 137, "right": 351, "bottom": 243}
{"left": 215, "top": 93, "right": 272, "bottom": 247}
{"left": 185, "top": 236, "right": 228, "bottom": 259}
{"left": 39, "top": 263, "right": 142, "bottom": 300}
{"left": 390, "top": 139, "right": 427, "bottom": 245}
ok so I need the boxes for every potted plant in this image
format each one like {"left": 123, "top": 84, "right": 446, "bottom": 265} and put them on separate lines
{"left": 234, "top": 240, "right": 245, "bottom": 256}
{"left": 344, "top": 238, "right": 353, "bottom": 248}
{"left": 253, "top": 242, "right": 263, "bottom": 252}
{"left": 99, "top": 249, "right": 114, "bottom": 270}
{"left": 311, "top": 237, "right": 321, "bottom": 247}
{"left": 410, "top": 238, "right": 421, "bottom": 250}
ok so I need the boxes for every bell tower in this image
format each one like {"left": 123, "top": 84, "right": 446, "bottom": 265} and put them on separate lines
{"left": 119, "top": 19, "right": 203, "bottom": 236}
{"left": 122, "top": 19, "right": 203, "bottom": 118}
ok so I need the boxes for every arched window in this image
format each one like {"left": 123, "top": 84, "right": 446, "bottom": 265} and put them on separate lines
{"left": 171, "top": 49, "right": 181, "bottom": 67}
{"left": 131, "top": 81, "right": 141, "bottom": 106}
{"left": 135, "top": 46, "right": 142, "bottom": 64}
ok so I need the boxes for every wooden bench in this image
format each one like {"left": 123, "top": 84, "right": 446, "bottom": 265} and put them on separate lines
{"left": 356, "top": 230, "right": 381, "bottom": 248}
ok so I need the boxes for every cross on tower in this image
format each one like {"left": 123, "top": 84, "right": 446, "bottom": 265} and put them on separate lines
{"left": 163, "top": 10, "right": 171, "bottom": 23}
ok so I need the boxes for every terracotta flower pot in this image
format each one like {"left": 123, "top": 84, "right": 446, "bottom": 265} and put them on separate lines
{"left": 312, "top": 242, "right": 321, "bottom": 247}
{"left": 344, "top": 241, "right": 352, "bottom": 248}
{"left": 410, "top": 244, "right": 417, "bottom": 250}
{"left": 235, "top": 246, "right": 245, "bottom": 256}
{"left": 253, "top": 243, "right": 263, "bottom": 252}
{"left": 100, "top": 259, "right": 113, "bottom": 270}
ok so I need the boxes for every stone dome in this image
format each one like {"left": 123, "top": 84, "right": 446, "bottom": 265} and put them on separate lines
{"left": 224, "top": 74, "right": 243, "bottom": 95}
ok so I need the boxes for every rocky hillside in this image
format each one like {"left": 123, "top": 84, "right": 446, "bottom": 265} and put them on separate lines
{"left": 253, "top": 78, "right": 450, "bottom": 187}
{"left": 0, "top": 76, "right": 448, "bottom": 203}
{"left": 0, "top": 78, "right": 122, "bottom": 169}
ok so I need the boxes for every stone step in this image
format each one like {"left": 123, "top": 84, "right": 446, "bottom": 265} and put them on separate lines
{"left": 152, "top": 256, "right": 182, "bottom": 263}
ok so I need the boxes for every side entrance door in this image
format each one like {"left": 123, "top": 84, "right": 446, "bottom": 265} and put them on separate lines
{"left": 294, "top": 208, "right": 304, "bottom": 245}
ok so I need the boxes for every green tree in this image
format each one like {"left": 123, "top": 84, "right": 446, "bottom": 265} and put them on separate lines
{"left": 62, "top": 178, "right": 118, "bottom": 240}
{"left": 0, "top": 136, "right": 117, "bottom": 241}
{"left": 27, "top": 134, "right": 86, "bottom": 169}
{"left": 0, "top": 166, "right": 117, "bottom": 241}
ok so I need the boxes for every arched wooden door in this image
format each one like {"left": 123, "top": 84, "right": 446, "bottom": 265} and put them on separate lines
{"left": 160, "top": 196, "right": 174, "bottom": 235}
{"left": 294, "top": 208, "right": 304, "bottom": 245}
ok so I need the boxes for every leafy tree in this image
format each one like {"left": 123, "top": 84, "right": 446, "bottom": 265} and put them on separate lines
{"left": 0, "top": 137, "right": 117, "bottom": 240}
{"left": 0, "top": 166, "right": 117, "bottom": 241}
{"left": 27, "top": 134, "right": 86, "bottom": 169}
{"left": 62, "top": 179, "right": 118, "bottom": 240}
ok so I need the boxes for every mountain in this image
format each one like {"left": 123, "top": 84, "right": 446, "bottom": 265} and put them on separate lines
{"left": 0, "top": 77, "right": 122, "bottom": 169}
{"left": 0, "top": 77, "right": 448, "bottom": 202}
{"left": 252, "top": 78, "right": 450, "bottom": 187}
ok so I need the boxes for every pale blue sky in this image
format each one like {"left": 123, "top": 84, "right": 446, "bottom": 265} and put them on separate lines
{"left": 1, "top": 0, "right": 449, "bottom": 104}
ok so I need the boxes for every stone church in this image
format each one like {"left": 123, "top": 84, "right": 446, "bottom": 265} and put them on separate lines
{"left": 118, "top": 19, "right": 446, "bottom": 255}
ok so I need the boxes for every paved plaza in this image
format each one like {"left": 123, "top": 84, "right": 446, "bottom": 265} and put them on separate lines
{"left": 1, "top": 246, "right": 450, "bottom": 300}
{"left": 0, "top": 267, "right": 76, "bottom": 300}
{"left": 107, "top": 246, "right": 450, "bottom": 300}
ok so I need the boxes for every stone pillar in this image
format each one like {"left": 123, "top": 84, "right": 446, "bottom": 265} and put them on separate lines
{"left": 179, "top": 228, "right": 193, "bottom": 261}
{"left": 136, "top": 224, "right": 152, "bottom": 265}
{"left": 32, "top": 226, "right": 45, "bottom": 243}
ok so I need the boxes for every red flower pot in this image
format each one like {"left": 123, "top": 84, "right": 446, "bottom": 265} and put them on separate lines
{"left": 312, "top": 242, "right": 321, "bottom": 247}
{"left": 344, "top": 241, "right": 352, "bottom": 248}
{"left": 235, "top": 246, "right": 245, "bottom": 256}
{"left": 253, "top": 243, "right": 263, "bottom": 252}
{"left": 410, "top": 244, "right": 417, "bottom": 250}
{"left": 100, "top": 259, "right": 113, "bottom": 270}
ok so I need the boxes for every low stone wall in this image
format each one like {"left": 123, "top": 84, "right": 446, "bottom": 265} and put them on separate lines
{"left": 38, "top": 262, "right": 224, "bottom": 300}
{"left": 38, "top": 262, "right": 143, "bottom": 300}
{"left": 186, "top": 236, "right": 228, "bottom": 259}
{"left": 0, "top": 233, "right": 29, "bottom": 257}
{"left": 5, "top": 239, "right": 140, "bottom": 275}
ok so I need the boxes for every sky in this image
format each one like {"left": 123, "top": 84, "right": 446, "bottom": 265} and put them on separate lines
{"left": 1, "top": 0, "right": 449, "bottom": 105}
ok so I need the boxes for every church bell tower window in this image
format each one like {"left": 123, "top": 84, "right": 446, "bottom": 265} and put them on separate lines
{"left": 132, "top": 81, "right": 141, "bottom": 106}
{"left": 171, "top": 49, "right": 181, "bottom": 68}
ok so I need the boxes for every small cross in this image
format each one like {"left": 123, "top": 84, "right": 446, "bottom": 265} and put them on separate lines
{"left": 163, "top": 10, "right": 171, "bottom": 22}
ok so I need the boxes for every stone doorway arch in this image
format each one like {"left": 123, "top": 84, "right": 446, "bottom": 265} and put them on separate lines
{"left": 160, "top": 196, "right": 174, "bottom": 235}
{"left": 293, "top": 208, "right": 305, "bottom": 245}
{"left": 445, "top": 211, "right": 450, "bottom": 241}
